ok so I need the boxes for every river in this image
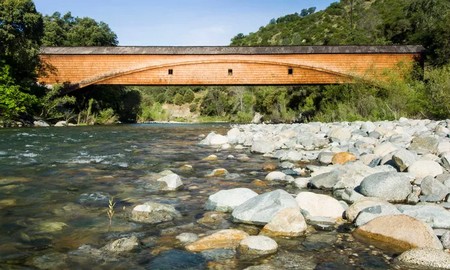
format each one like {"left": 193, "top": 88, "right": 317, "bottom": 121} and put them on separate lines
{"left": 0, "top": 124, "right": 411, "bottom": 269}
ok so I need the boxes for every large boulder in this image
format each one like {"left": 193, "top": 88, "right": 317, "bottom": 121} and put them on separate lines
{"left": 157, "top": 173, "right": 183, "bottom": 191}
{"left": 185, "top": 229, "right": 249, "bottom": 252}
{"left": 358, "top": 172, "right": 411, "bottom": 202}
{"left": 205, "top": 188, "right": 258, "bottom": 212}
{"left": 397, "top": 204, "right": 450, "bottom": 229}
{"left": 396, "top": 248, "right": 450, "bottom": 269}
{"left": 232, "top": 189, "right": 298, "bottom": 225}
{"left": 409, "top": 136, "right": 439, "bottom": 154}
{"left": 353, "top": 215, "right": 443, "bottom": 253}
{"left": 251, "top": 139, "right": 276, "bottom": 154}
{"left": 199, "top": 132, "right": 228, "bottom": 146}
{"left": 295, "top": 192, "right": 345, "bottom": 220}
{"left": 131, "top": 202, "right": 181, "bottom": 224}
{"left": 261, "top": 207, "right": 307, "bottom": 237}
{"left": 309, "top": 171, "right": 340, "bottom": 190}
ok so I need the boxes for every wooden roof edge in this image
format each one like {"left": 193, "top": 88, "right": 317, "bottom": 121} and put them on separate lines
{"left": 39, "top": 45, "right": 425, "bottom": 55}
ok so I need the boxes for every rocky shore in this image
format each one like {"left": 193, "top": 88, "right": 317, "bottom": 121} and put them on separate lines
{"left": 195, "top": 118, "right": 450, "bottom": 269}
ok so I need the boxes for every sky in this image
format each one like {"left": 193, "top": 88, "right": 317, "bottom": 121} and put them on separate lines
{"left": 33, "top": 0, "right": 336, "bottom": 46}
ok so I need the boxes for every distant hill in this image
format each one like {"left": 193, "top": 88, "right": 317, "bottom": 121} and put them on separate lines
{"left": 230, "top": 0, "right": 411, "bottom": 46}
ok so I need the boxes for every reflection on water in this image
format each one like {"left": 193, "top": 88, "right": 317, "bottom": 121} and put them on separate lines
{"left": 0, "top": 124, "right": 401, "bottom": 269}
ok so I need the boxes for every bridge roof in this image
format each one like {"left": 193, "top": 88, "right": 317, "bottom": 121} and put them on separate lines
{"left": 40, "top": 45, "right": 424, "bottom": 55}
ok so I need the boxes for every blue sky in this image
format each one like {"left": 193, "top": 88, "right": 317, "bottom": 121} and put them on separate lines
{"left": 33, "top": 0, "right": 336, "bottom": 46}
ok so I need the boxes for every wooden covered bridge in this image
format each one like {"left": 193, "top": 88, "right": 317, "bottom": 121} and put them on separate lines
{"left": 38, "top": 45, "right": 424, "bottom": 89}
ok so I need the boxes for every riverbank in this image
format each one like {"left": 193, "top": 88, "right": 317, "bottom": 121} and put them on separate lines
{"left": 199, "top": 117, "right": 450, "bottom": 268}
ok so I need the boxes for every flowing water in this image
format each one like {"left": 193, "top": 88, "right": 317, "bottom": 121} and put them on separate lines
{"left": 0, "top": 124, "right": 413, "bottom": 269}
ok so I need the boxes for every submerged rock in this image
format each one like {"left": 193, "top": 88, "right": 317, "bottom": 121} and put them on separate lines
{"left": 131, "top": 202, "right": 181, "bottom": 224}
{"left": 238, "top": 235, "right": 278, "bottom": 257}
{"left": 185, "top": 229, "right": 249, "bottom": 252}
{"left": 78, "top": 192, "right": 110, "bottom": 207}
{"left": 149, "top": 249, "right": 207, "bottom": 270}
{"left": 101, "top": 235, "right": 140, "bottom": 253}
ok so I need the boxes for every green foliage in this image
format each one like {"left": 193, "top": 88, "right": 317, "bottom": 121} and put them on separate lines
{"left": 0, "top": 0, "right": 44, "bottom": 86}
{"left": 0, "top": 63, "right": 37, "bottom": 121}
{"left": 138, "top": 102, "right": 169, "bottom": 122}
{"left": 95, "top": 108, "right": 118, "bottom": 125}
{"left": 422, "top": 65, "right": 450, "bottom": 118}
{"left": 42, "top": 12, "right": 118, "bottom": 46}
{"left": 39, "top": 84, "right": 76, "bottom": 121}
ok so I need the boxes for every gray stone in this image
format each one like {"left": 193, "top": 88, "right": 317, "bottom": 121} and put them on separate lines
{"left": 261, "top": 207, "right": 307, "bottom": 237}
{"left": 420, "top": 176, "right": 448, "bottom": 202}
{"left": 373, "top": 142, "right": 398, "bottom": 158}
{"left": 238, "top": 236, "right": 278, "bottom": 256}
{"left": 441, "top": 153, "right": 450, "bottom": 171}
{"left": 397, "top": 204, "right": 450, "bottom": 229}
{"left": 157, "top": 173, "right": 183, "bottom": 191}
{"left": 360, "top": 154, "right": 381, "bottom": 167}
{"left": 392, "top": 149, "right": 417, "bottom": 172}
{"left": 33, "top": 120, "right": 50, "bottom": 127}
{"left": 396, "top": 248, "right": 450, "bottom": 269}
{"left": 232, "top": 189, "right": 298, "bottom": 225}
{"left": 408, "top": 160, "right": 444, "bottom": 179}
{"left": 265, "top": 171, "right": 292, "bottom": 182}
{"left": 296, "top": 192, "right": 345, "bottom": 220}
{"left": 354, "top": 204, "right": 401, "bottom": 227}
{"left": 345, "top": 197, "right": 391, "bottom": 222}
{"left": 294, "top": 177, "right": 310, "bottom": 189}
{"left": 251, "top": 139, "right": 276, "bottom": 154}
{"left": 361, "top": 121, "right": 376, "bottom": 133}
{"left": 317, "top": 151, "right": 334, "bottom": 165}
{"left": 332, "top": 161, "right": 385, "bottom": 190}
{"left": 205, "top": 188, "right": 258, "bottom": 212}
{"left": 359, "top": 172, "right": 412, "bottom": 202}
{"left": 309, "top": 171, "right": 340, "bottom": 190}
{"left": 227, "top": 127, "right": 241, "bottom": 144}
{"left": 333, "top": 188, "right": 365, "bottom": 204}
{"left": 101, "top": 235, "right": 140, "bottom": 253}
{"left": 328, "top": 127, "right": 352, "bottom": 142}
{"left": 441, "top": 231, "right": 450, "bottom": 249}
{"left": 199, "top": 132, "right": 228, "bottom": 146}
{"left": 131, "top": 202, "right": 181, "bottom": 224}
{"left": 409, "top": 136, "right": 439, "bottom": 154}
{"left": 54, "top": 121, "right": 68, "bottom": 127}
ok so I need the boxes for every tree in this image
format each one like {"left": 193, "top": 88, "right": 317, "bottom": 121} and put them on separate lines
{"left": 42, "top": 12, "right": 118, "bottom": 46}
{"left": 0, "top": 0, "right": 44, "bottom": 85}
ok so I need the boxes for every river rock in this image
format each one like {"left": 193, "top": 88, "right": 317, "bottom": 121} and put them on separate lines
{"left": 317, "top": 151, "right": 334, "bottom": 165}
{"left": 251, "top": 139, "right": 276, "bottom": 154}
{"left": 392, "top": 149, "right": 417, "bottom": 171}
{"left": 358, "top": 172, "right": 412, "bottom": 202}
{"left": 309, "top": 171, "right": 340, "bottom": 190}
{"left": 203, "top": 154, "right": 218, "bottom": 161}
{"left": 420, "top": 176, "right": 448, "bottom": 202}
{"left": 54, "top": 121, "right": 68, "bottom": 127}
{"left": 78, "top": 192, "right": 110, "bottom": 207}
{"left": 205, "top": 188, "right": 258, "bottom": 212}
{"left": 206, "top": 168, "right": 228, "bottom": 177}
{"left": 441, "top": 231, "right": 450, "bottom": 249}
{"left": 441, "top": 153, "right": 450, "bottom": 171}
{"left": 345, "top": 197, "right": 392, "bottom": 222}
{"left": 265, "top": 171, "right": 292, "bottom": 182}
{"left": 261, "top": 207, "right": 307, "bottom": 237}
{"left": 185, "top": 229, "right": 249, "bottom": 252}
{"left": 396, "top": 248, "right": 450, "bottom": 269}
{"left": 373, "top": 142, "right": 398, "bottom": 158}
{"left": 157, "top": 173, "right": 183, "bottom": 191}
{"left": 333, "top": 188, "right": 365, "bottom": 204}
{"left": 408, "top": 160, "right": 443, "bottom": 179}
{"left": 409, "top": 136, "right": 439, "bottom": 154}
{"left": 232, "top": 189, "right": 299, "bottom": 225}
{"left": 176, "top": 233, "right": 198, "bottom": 244}
{"left": 149, "top": 249, "right": 207, "bottom": 269}
{"left": 295, "top": 192, "right": 345, "bottom": 220}
{"left": 331, "top": 152, "right": 356, "bottom": 165}
{"left": 238, "top": 236, "right": 278, "bottom": 256}
{"left": 199, "top": 132, "right": 228, "bottom": 146}
{"left": 31, "top": 252, "right": 68, "bottom": 269}
{"left": 328, "top": 127, "right": 352, "bottom": 142}
{"left": 33, "top": 120, "right": 50, "bottom": 127}
{"left": 353, "top": 215, "right": 443, "bottom": 253}
{"left": 332, "top": 161, "right": 392, "bottom": 190}
{"left": 354, "top": 204, "right": 401, "bottom": 227}
{"left": 131, "top": 202, "right": 181, "bottom": 224}
{"left": 101, "top": 235, "right": 140, "bottom": 253}
{"left": 397, "top": 204, "right": 450, "bottom": 229}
